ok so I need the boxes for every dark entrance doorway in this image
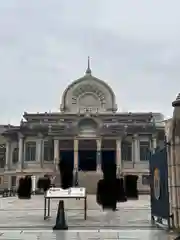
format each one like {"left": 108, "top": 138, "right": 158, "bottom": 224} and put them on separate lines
{"left": 78, "top": 140, "right": 97, "bottom": 171}
{"left": 59, "top": 140, "right": 74, "bottom": 170}
{"left": 60, "top": 150, "right": 74, "bottom": 170}
{"left": 101, "top": 140, "right": 116, "bottom": 171}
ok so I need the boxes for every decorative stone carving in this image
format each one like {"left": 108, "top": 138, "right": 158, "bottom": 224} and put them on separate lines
{"left": 77, "top": 118, "right": 99, "bottom": 137}
{"left": 72, "top": 84, "right": 106, "bottom": 106}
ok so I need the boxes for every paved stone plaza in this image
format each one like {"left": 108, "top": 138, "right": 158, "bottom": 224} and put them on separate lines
{"left": 0, "top": 195, "right": 177, "bottom": 239}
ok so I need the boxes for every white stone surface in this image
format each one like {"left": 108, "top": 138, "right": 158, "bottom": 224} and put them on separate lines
{"left": 46, "top": 187, "right": 86, "bottom": 198}
{"left": 0, "top": 195, "right": 177, "bottom": 239}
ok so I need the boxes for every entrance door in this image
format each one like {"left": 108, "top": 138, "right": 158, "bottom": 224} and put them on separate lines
{"left": 78, "top": 140, "right": 97, "bottom": 171}
{"left": 78, "top": 150, "right": 97, "bottom": 171}
{"left": 60, "top": 150, "right": 74, "bottom": 171}
{"left": 101, "top": 140, "right": 116, "bottom": 171}
{"left": 101, "top": 150, "right": 116, "bottom": 169}
{"left": 59, "top": 140, "right": 74, "bottom": 171}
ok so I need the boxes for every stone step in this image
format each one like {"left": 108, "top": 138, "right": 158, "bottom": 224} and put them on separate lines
{"left": 78, "top": 171, "right": 102, "bottom": 194}
{"left": 53, "top": 171, "right": 102, "bottom": 194}
{"left": 52, "top": 171, "right": 150, "bottom": 194}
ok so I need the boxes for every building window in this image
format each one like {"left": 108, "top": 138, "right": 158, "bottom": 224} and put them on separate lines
{"left": 122, "top": 141, "right": 132, "bottom": 161}
{"left": 142, "top": 175, "right": 150, "bottom": 185}
{"left": 44, "top": 140, "right": 54, "bottom": 161}
{"left": 12, "top": 148, "right": 18, "bottom": 164}
{"left": 140, "top": 141, "right": 150, "bottom": 161}
{"left": 25, "top": 141, "right": 36, "bottom": 161}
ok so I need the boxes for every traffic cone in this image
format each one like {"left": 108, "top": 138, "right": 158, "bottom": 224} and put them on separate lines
{"left": 53, "top": 200, "right": 68, "bottom": 230}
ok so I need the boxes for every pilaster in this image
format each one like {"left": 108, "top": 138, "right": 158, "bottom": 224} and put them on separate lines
{"left": 54, "top": 139, "right": 59, "bottom": 171}
{"left": 5, "top": 139, "right": 11, "bottom": 171}
{"left": 96, "top": 139, "right": 101, "bottom": 171}
{"left": 37, "top": 133, "right": 43, "bottom": 167}
{"left": 18, "top": 133, "right": 24, "bottom": 171}
{"left": 152, "top": 135, "right": 157, "bottom": 153}
{"left": 74, "top": 139, "right": 78, "bottom": 170}
{"left": 116, "top": 138, "right": 122, "bottom": 175}
{"left": 133, "top": 134, "right": 140, "bottom": 162}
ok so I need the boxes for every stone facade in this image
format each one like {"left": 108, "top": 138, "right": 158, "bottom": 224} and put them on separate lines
{"left": 0, "top": 63, "right": 165, "bottom": 193}
{"left": 166, "top": 94, "right": 180, "bottom": 228}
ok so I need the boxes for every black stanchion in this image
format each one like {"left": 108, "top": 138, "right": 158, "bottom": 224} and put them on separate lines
{"left": 2, "top": 189, "right": 9, "bottom": 198}
{"left": 53, "top": 200, "right": 68, "bottom": 230}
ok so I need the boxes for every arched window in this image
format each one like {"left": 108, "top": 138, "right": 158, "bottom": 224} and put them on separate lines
{"left": 78, "top": 118, "right": 98, "bottom": 134}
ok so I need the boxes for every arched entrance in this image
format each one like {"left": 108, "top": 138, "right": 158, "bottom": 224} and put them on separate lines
{"left": 78, "top": 118, "right": 98, "bottom": 171}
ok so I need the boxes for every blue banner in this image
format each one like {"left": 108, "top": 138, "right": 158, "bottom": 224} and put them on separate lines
{"left": 149, "top": 148, "right": 170, "bottom": 219}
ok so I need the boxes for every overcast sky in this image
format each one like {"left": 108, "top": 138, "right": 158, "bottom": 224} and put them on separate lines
{"left": 0, "top": 0, "right": 180, "bottom": 124}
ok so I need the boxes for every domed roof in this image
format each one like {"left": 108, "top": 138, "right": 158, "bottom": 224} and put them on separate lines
{"left": 60, "top": 58, "right": 117, "bottom": 114}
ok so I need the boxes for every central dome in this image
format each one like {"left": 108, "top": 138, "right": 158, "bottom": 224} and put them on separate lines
{"left": 60, "top": 59, "right": 117, "bottom": 114}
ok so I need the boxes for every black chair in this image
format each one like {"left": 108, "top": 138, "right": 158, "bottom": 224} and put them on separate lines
{"left": 17, "top": 176, "right": 32, "bottom": 199}
{"left": 59, "top": 161, "right": 73, "bottom": 189}
{"left": 37, "top": 175, "right": 51, "bottom": 193}
{"left": 124, "top": 175, "right": 139, "bottom": 199}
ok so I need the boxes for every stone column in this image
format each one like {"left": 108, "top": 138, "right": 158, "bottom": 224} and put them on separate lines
{"left": 116, "top": 138, "right": 122, "bottom": 175}
{"left": 74, "top": 139, "right": 79, "bottom": 186}
{"left": 96, "top": 139, "right": 101, "bottom": 171}
{"left": 169, "top": 142, "right": 178, "bottom": 228}
{"left": 152, "top": 135, "right": 157, "bottom": 153}
{"left": 5, "top": 140, "right": 11, "bottom": 170}
{"left": 133, "top": 134, "right": 140, "bottom": 162}
{"left": 74, "top": 139, "right": 78, "bottom": 170}
{"left": 37, "top": 134, "right": 43, "bottom": 167}
{"left": 18, "top": 134, "right": 24, "bottom": 170}
{"left": 31, "top": 176, "right": 36, "bottom": 194}
{"left": 54, "top": 139, "right": 59, "bottom": 171}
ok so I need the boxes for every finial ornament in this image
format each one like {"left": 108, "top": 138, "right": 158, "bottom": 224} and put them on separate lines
{"left": 172, "top": 93, "right": 180, "bottom": 107}
{"left": 85, "top": 56, "right": 92, "bottom": 75}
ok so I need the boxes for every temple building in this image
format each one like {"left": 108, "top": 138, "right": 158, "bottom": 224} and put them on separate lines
{"left": 0, "top": 60, "right": 165, "bottom": 193}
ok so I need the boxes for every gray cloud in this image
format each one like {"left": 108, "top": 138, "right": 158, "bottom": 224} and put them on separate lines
{"left": 0, "top": 0, "right": 180, "bottom": 123}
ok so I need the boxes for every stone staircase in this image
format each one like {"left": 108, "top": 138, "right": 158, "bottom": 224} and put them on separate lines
{"left": 53, "top": 171, "right": 103, "bottom": 194}
{"left": 52, "top": 171, "right": 150, "bottom": 194}
{"left": 78, "top": 171, "right": 103, "bottom": 194}
{"left": 53, "top": 173, "right": 61, "bottom": 187}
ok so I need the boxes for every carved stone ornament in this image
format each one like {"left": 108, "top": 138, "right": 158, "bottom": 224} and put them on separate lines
{"left": 72, "top": 84, "right": 106, "bottom": 105}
